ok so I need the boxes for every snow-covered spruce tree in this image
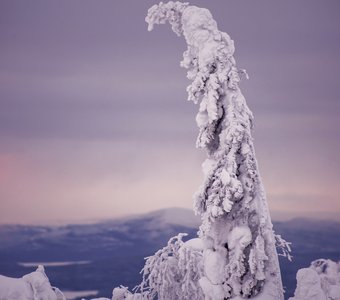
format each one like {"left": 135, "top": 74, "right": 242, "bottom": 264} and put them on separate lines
{"left": 144, "top": 2, "right": 284, "bottom": 300}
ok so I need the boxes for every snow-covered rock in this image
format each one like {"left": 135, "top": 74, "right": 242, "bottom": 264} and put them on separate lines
{"left": 0, "top": 265, "right": 65, "bottom": 300}
{"left": 289, "top": 259, "right": 340, "bottom": 300}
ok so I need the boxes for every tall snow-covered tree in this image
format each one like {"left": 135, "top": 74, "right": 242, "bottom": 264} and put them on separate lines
{"left": 144, "top": 2, "right": 284, "bottom": 299}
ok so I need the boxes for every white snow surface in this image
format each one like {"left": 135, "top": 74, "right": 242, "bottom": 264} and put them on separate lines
{"left": 181, "top": 237, "right": 204, "bottom": 251}
{"left": 289, "top": 259, "right": 340, "bottom": 300}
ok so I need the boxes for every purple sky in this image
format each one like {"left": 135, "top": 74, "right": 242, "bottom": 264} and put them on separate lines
{"left": 1, "top": 0, "right": 340, "bottom": 224}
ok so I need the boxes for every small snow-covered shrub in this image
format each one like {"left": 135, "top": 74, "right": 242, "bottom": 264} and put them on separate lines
{"left": 134, "top": 233, "right": 204, "bottom": 300}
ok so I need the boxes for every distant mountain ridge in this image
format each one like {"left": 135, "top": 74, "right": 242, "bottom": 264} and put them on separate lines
{"left": 0, "top": 207, "right": 339, "bottom": 266}
{"left": 0, "top": 208, "right": 199, "bottom": 263}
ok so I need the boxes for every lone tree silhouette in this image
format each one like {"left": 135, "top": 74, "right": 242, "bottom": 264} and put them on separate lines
{"left": 114, "top": 2, "right": 287, "bottom": 300}
{"left": 144, "top": 2, "right": 284, "bottom": 299}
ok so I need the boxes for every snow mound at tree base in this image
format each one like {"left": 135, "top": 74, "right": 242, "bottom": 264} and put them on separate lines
{"left": 289, "top": 259, "right": 340, "bottom": 300}
{"left": 0, "top": 265, "right": 65, "bottom": 300}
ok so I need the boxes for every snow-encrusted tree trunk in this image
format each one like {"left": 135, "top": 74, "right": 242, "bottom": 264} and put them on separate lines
{"left": 146, "top": 2, "right": 284, "bottom": 299}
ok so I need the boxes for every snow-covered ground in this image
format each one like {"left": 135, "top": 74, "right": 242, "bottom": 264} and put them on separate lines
{"left": 2, "top": 259, "right": 340, "bottom": 300}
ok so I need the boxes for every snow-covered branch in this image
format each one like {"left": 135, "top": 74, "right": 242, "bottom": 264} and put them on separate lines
{"left": 275, "top": 233, "right": 293, "bottom": 262}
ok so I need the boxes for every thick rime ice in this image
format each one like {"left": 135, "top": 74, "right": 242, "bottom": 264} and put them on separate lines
{"left": 289, "top": 259, "right": 340, "bottom": 300}
{"left": 145, "top": 1, "right": 285, "bottom": 299}
{"left": 0, "top": 265, "right": 65, "bottom": 300}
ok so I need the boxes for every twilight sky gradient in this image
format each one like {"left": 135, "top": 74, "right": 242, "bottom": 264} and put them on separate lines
{"left": 1, "top": 0, "right": 340, "bottom": 224}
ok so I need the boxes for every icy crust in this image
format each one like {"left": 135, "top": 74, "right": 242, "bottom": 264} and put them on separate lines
{"left": 0, "top": 265, "right": 65, "bottom": 300}
{"left": 146, "top": 2, "right": 283, "bottom": 300}
{"left": 289, "top": 259, "right": 340, "bottom": 300}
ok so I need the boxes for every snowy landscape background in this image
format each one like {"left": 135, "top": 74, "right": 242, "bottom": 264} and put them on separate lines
{"left": 1, "top": 1, "right": 340, "bottom": 299}
{"left": 1, "top": 208, "right": 340, "bottom": 299}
